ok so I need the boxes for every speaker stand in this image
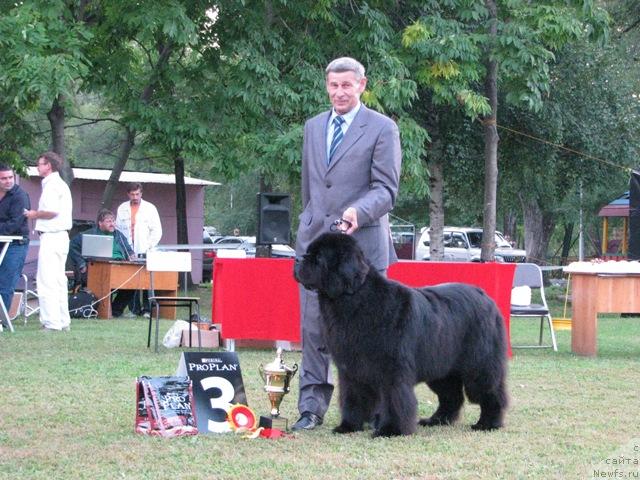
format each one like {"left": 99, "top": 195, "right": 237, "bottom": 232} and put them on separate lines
{"left": 255, "top": 245, "right": 272, "bottom": 258}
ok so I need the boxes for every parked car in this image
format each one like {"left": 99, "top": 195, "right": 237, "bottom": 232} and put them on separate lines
{"left": 241, "top": 238, "right": 296, "bottom": 258}
{"left": 201, "top": 234, "right": 295, "bottom": 282}
{"left": 415, "top": 227, "right": 527, "bottom": 263}
{"left": 202, "top": 228, "right": 216, "bottom": 282}
{"left": 215, "top": 236, "right": 295, "bottom": 258}
{"left": 204, "top": 225, "right": 219, "bottom": 237}
{"left": 211, "top": 235, "right": 252, "bottom": 250}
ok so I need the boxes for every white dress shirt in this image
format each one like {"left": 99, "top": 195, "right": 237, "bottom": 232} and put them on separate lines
{"left": 35, "top": 172, "right": 72, "bottom": 232}
{"left": 326, "top": 102, "right": 362, "bottom": 160}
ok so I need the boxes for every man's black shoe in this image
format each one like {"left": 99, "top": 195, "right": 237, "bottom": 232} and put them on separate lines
{"left": 291, "top": 412, "right": 323, "bottom": 431}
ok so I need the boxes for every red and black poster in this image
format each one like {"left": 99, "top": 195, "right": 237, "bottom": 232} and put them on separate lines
{"left": 135, "top": 376, "right": 198, "bottom": 437}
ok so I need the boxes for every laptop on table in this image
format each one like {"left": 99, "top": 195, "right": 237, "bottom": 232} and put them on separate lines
{"left": 81, "top": 234, "right": 114, "bottom": 260}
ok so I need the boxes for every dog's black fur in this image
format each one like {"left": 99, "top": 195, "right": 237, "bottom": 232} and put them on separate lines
{"left": 294, "top": 233, "right": 508, "bottom": 437}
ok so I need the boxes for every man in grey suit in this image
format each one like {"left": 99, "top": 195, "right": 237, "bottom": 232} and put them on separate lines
{"left": 292, "top": 57, "right": 402, "bottom": 431}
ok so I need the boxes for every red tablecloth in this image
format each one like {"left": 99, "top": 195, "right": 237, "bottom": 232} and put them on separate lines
{"left": 212, "top": 258, "right": 515, "bottom": 355}
{"left": 212, "top": 258, "right": 301, "bottom": 342}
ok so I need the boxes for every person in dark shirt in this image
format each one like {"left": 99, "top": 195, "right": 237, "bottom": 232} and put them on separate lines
{"left": 69, "top": 208, "right": 137, "bottom": 317}
{"left": 0, "top": 164, "right": 31, "bottom": 318}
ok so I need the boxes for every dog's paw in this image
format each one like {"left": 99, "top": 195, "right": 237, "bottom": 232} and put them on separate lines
{"left": 419, "top": 415, "right": 457, "bottom": 427}
{"left": 471, "top": 420, "right": 503, "bottom": 431}
{"left": 372, "top": 425, "right": 408, "bottom": 438}
{"left": 332, "top": 422, "right": 361, "bottom": 434}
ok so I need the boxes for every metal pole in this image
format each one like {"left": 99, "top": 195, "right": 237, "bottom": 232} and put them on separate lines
{"left": 579, "top": 181, "right": 584, "bottom": 261}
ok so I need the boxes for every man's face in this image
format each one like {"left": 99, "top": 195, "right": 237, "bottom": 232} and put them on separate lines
{"left": 98, "top": 215, "right": 116, "bottom": 233}
{"left": 0, "top": 169, "right": 15, "bottom": 192}
{"left": 127, "top": 189, "right": 142, "bottom": 205}
{"left": 326, "top": 71, "right": 367, "bottom": 115}
{"left": 36, "top": 157, "right": 52, "bottom": 177}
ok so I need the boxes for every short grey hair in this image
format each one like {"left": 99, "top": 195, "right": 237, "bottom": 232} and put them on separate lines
{"left": 325, "top": 57, "right": 366, "bottom": 80}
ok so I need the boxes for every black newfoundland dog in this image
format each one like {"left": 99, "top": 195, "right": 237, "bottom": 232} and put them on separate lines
{"left": 294, "top": 233, "right": 508, "bottom": 437}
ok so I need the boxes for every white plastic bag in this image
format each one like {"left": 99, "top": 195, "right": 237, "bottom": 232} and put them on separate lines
{"left": 511, "top": 286, "right": 532, "bottom": 306}
{"left": 163, "top": 320, "right": 190, "bottom": 348}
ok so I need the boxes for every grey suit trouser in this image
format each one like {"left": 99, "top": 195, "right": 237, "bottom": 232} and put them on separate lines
{"left": 296, "top": 269, "right": 386, "bottom": 419}
{"left": 297, "top": 285, "right": 333, "bottom": 418}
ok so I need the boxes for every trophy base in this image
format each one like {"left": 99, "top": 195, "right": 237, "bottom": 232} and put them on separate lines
{"left": 259, "top": 415, "right": 289, "bottom": 431}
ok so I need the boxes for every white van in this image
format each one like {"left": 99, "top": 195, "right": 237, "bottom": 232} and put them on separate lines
{"left": 415, "top": 227, "right": 527, "bottom": 263}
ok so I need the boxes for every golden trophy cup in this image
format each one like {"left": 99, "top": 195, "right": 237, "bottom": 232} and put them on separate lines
{"left": 258, "top": 347, "right": 298, "bottom": 431}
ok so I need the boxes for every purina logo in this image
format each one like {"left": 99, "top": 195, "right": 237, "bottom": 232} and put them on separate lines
{"left": 201, "top": 357, "right": 223, "bottom": 363}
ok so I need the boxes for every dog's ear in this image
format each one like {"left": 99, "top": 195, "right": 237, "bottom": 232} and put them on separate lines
{"left": 320, "top": 252, "right": 345, "bottom": 298}
{"left": 337, "top": 248, "right": 369, "bottom": 295}
{"left": 311, "top": 233, "right": 369, "bottom": 298}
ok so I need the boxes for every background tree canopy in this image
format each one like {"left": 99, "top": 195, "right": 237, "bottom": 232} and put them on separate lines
{"left": 0, "top": 0, "right": 638, "bottom": 262}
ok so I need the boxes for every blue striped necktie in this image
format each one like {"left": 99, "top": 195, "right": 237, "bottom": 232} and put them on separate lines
{"left": 328, "top": 116, "right": 345, "bottom": 164}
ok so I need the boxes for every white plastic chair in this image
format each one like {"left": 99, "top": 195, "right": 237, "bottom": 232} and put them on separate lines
{"left": 0, "top": 274, "right": 39, "bottom": 332}
{"left": 146, "top": 251, "right": 202, "bottom": 353}
{"left": 18, "top": 274, "right": 40, "bottom": 324}
{"left": 510, "top": 263, "right": 558, "bottom": 351}
{"left": 0, "top": 292, "right": 20, "bottom": 332}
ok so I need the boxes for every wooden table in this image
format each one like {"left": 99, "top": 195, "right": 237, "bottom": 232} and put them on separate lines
{"left": 0, "top": 235, "right": 23, "bottom": 265}
{"left": 571, "top": 272, "right": 640, "bottom": 356}
{"left": 87, "top": 260, "right": 178, "bottom": 319}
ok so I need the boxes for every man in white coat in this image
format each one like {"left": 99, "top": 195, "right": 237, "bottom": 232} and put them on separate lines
{"left": 115, "top": 182, "right": 162, "bottom": 316}
{"left": 24, "top": 151, "right": 73, "bottom": 332}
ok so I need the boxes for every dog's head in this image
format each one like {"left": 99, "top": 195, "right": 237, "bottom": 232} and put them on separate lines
{"left": 294, "top": 233, "right": 370, "bottom": 298}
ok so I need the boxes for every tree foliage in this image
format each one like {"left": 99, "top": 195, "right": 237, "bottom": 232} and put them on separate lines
{"left": 400, "top": 0, "right": 611, "bottom": 262}
{"left": 204, "top": 1, "right": 427, "bottom": 192}
{"left": 498, "top": 16, "right": 640, "bottom": 261}
{"left": 0, "top": 1, "right": 91, "bottom": 111}
{"left": 1, "top": 0, "right": 638, "bottom": 262}
{"left": 0, "top": 0, "right": 92, "bottom": 168}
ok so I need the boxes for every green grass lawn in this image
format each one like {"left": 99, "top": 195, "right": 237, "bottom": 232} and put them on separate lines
{"left": 1, "top": 287, "right": 639, "bottom": 480}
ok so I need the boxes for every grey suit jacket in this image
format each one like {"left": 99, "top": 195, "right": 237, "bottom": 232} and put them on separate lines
{"left": 295, "top": 105, "right": 402, "bottom": 270}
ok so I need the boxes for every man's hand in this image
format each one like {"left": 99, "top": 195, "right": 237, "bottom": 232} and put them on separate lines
{"left": 24, "top": 209, "right": 57, "bottom": 220}
{"left": 341, "top": 207, "right": 358, "bottom": 235}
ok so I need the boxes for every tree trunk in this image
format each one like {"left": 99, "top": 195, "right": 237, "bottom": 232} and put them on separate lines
{"left": 502, "top": 211, "right": 518, "bottom": 247}
{"left": 520, "top": 196, "right": 555, "bottom": 264}
{"left": 175, "top": 156, "right": 189, "bottom": 245}
{"left": 259, "top": 176, "right": 272, "bottom": 193}
{"left": 560, "top": 222, "right": 574, "bottom": 265}
{"left": 428, "top": 153, "right": 445, "bottom": 261}
{"left": 481, "top": 0, "right": 499, "bottom": 262}
{"left": 101, "top": 127, "right": 136, "bottom": 210}
{"left": 47, "top": 95, "right": 65, "bottom": 158}
{"left": 426, "top": 110, "right": 444, "bottom": 261}
{"left": 100, "top": 42, "right": 174, "bottom": 208}
{"left": 175, "top": 155, "right": 193, "bottom": 287}
{"left": 47, "top": 94, "right": 74, "bottom": 186}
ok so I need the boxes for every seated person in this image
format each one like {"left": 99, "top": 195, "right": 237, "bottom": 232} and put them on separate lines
{"left": 69, "top": 209, "right": 136, "bottom": 317}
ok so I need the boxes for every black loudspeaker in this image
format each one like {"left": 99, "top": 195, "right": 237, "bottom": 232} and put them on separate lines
{"left": 257, "top": 193, "right": 291, "bottom": 245}
{"left": 628, "top": 171, "right": 640, "bottom": 260}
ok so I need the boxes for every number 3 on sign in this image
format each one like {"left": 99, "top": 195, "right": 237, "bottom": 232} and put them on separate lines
{"left": 200, "top": 376, "right": 235, "bottom": 433}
